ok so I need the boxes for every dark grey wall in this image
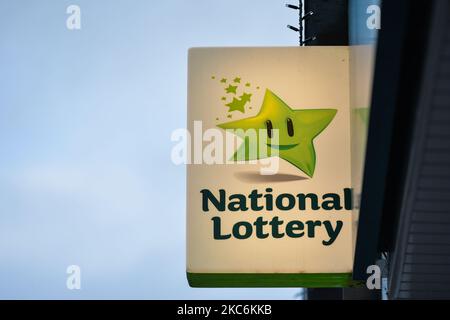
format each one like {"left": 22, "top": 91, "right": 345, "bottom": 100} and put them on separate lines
{"left": 305, "top": 0, "right": 349, "bottom": 45}
{"left": 389, "top": 0, "right": 450, "bottom": 300}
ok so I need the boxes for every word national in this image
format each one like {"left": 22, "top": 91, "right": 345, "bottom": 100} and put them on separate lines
{"left": 200, "top": 188, "right": 353, "bottom": 246}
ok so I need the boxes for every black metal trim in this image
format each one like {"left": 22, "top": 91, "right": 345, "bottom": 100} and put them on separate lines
{"left": 352, "top": 0, "right": 428, "bottom": 280}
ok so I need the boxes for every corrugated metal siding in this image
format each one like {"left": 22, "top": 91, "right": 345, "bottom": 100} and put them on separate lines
{"left": 390, "top": 0, "right": 450, "bottom": 300}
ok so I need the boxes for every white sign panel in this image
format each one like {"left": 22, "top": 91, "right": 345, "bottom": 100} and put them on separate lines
{"left": 186, "top": 47, "right": 354, "bottom": 287}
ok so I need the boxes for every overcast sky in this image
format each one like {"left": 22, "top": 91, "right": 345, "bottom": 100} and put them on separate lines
{"left": 0, "top": 0, "right": 307, "bottom": 299}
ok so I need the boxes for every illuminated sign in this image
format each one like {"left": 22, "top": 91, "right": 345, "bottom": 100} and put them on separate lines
{"left": 186, "top": 47, "right": 354, "bottom": 287}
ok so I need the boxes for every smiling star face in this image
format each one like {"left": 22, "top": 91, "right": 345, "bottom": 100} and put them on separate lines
{"left": 218, "top": 89, "right": 337, "bottom": 178}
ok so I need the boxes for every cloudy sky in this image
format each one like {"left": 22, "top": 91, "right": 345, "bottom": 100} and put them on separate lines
{"left": 0, "top": 0, "right": 306, "bottom": 299}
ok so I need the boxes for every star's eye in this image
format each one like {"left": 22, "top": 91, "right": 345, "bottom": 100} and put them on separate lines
{"left": 265, "top": 120, "right": 273, "bottom": 139}
{"left": 287, "top": 118, "right": 294, "bottom": 137}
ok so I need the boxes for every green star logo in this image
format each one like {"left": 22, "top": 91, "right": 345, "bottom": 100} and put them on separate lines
{"left": 225, "top": 85, "right": 238, "bottom": 94}
{"left": 239, "top": 93, "right": 252, "bottom": 103}
{"left": 218, "top": 89, "right": 337, "bottom": 178}
{"left": 226, "top": 98, "right": 246, "bottom": 113}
